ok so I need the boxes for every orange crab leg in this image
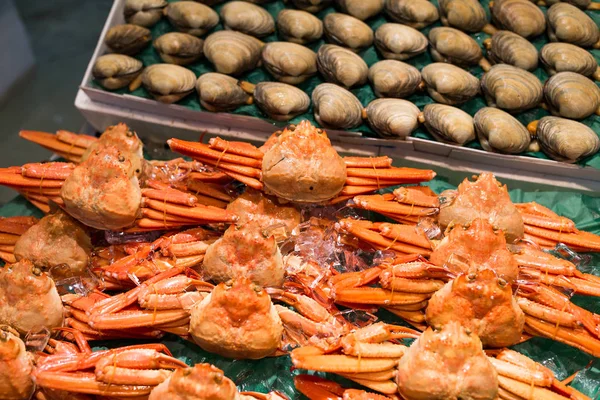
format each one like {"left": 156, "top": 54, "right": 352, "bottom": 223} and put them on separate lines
{"left": 34, "top": 371, "right": 153, "bottom": 397}
{"left": 378, "top": 223, "right": 433, "bottom": 250}
{"left": 346, "top": 167, "right": 436, "bottom": 183}
{"left": 168, "top": 138, "right": 262, "bottom": 168}
{"left": 95, "top": 349, "right": 187, "bottom": 385}
{"left": 0, "top": 169, "right": 64, "bottom": 188}
{"left": 517, "top": 297, "right": 579, "bottom": 328}
{"left": 185, "top": 180, "right": 233, "bottom": 202}
{"left": 340, "top": 185, "right": 381, "bottom": 196}
{"left": 89, "top": 309, "right": 189, "bottom": 330}
{"left": 141, "top": 188, "right": 198, "bottom": 207}
{"left": 339, "top": 220, "right": 432, "bottom": 255}
{"left": 521, "top": 213, "right": 577, "bottom": 233}
{"left": 513, "top": 248, "right": 578, "bottom": 276}
{"left": 335, "top": 287, "right": 431, "bottom": 305}
{"left": 291, "top": 346, "right": 397, "bottom": 373}
{"left": 0, "top": 251, "right": 15, "bottom": 263}
{"left": 0, "top": 232, "right": 20, "bottom": 245}
{"left": 218, "top": 169, "right": 263, "bottom": 190}
{"left": 187, "top": 171, "right": 232, "bottom": 184}
{"left": 523, "top": 225, "right": 600, "bottom": 252}
{"left": 379, "top": 274, "right": 444, "bottom": 294}
{"left": 352, "top": 195, "right": 437, "bottom": 217}
{"left": 20, "top": 162, "right": 75, "bottom": 180}
{"left": 0, "top": 216, "right": 38, "bottom": 233}
{"left": 208, "top": 137, "right": 264, "bottom": 159}
{"left": 343, "top": 156, "right": 393, "bottom": 168}
{"left": 142, "top": 199, "right": 236, "bottom": 223}
{"left": 524, "top": 317, "right": 600, "bottom": 357}
{"left": 19, "top": 130, "right": 95, "bottom": 163}
{"left": 141, "top": 208, "right": 201, "bottom": 224}
{"left": 330, "top": 267, "right": 384, "bottom": 289}
{"left": 384, "top": 307, "right": 427, "bottom": 325}
{"left": 393, "top": 187, "right": 440, "bottom": 208}
{"left": 516, "top": 202, "right": 561, "bottom": 219}
{"left": 191, "top": 194, "right": 228, "bottom": 208}
{"left": 346, "top": 176, "right": 408, "bottom": 186}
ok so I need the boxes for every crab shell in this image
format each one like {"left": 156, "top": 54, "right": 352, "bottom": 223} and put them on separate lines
{"left": 189, "top": 279, "right": 283, "bottom": 359}
{"left": 396, "top": 321, "right": 498, "bottom": 400}
{"left": 149, "top": 363, "right": 237, "bottom": 400}
{"left": 0, "top": 259, "right": 63, "bottom": 334}
{"left": 260, "top": 121, "right": 347, "bottom": 203}
{"left": 0, "top": 328, "right": 35, "bottom": 400}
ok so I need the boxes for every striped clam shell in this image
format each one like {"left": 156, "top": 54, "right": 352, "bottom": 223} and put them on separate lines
{"left": 474, "top": 107, "right": 531, "bottom": 154}
{"left": 422, "top": 104, "right": 475, "bottom": 145}
{"left": 485, "top": 30, "right": 538, "bottom": 71}
{"left": 428, "top": 27, "right": 483, "bottom": 67}
{"left": 312, "top": 83, "right": 363, "bottom": 129}
{"left": 540, "top": 43, "right": 599, "bottom": 79}
{"left": 490, "top": 0, "right": 546, "bottom": 39}
{"left": 536, "top": 116, "right": 600, "bottom": 163}
{"left": 421, "top": 63, "right": 480, "bottom": 105}
{"left": 544, "top": 72, "right": 600, "bottom": 120}
{"left": 438, "top": 0, "right": 487, "bottom": 33}
{"left": 368, "top": 60, "right": 422, "bottom": 98}
{"left": 317, "top": 44, "right": 368, "bottom": 89}
{"left": 384, "top": 0, "right": 439, "bottom": 29}
{"left": 547, "top": 3, "right": 600, "bottom": 48}
{"left": 481, "top": 64, "right": 543, "bottom": 113}
{"left": 364, "top": 98, "right": 420, "bottom": 138}
{"left": 374, "top": 23, "right": 428, "bottom": 61}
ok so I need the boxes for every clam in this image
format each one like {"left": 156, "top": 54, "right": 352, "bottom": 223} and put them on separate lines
{"left": 195, "top": 73, "right": 252, "bottom": 111}
{"left": 92, "top": 54, "right": 143, "bottom": 90}
{"left": 164, "top": 1, "right": 219, "bottom": 37}
{"left": 544, "top": 72, "right": 600, "bottom": 119}
{"left": 276, "top": 10, "right": 323, "bottom": 44}
{"left": 540, "top": 43, "right": 600, "bottom": 80}
{"left": 334, "top": 0, "right": 385, "bottom": 21}
{"left": 428, "top": 27, "right": 490, "bottom": 70}
{"left": 312, "top": 83, "right": 363, "bottom": 129}
{"left": 317, "top": 44, "right": 368, "bottom": 89}
{"left": 203, "top": 31, "right": 264, "bottom": 76}
{"left": 384, "top": 0, "right": 439, "bottom": 29}
{"left": 547, "top": 3, "right": 600, "bottom": 48}
{"left": 291, "top": 0, "right": 332, "bottom": 13}
{"left": 239, "top": 82, "right": 310, "bottom": 121}
{"left": 323, "top": 13, "right": 374, "bottom": 52}
{"left": 421, "top": 63, "right": 480, "bottom": 105}
{"left": 374, "top": 23, "right": 428, "bottom": 61}
{"left": 481, "top": 64, "right": 543, "bottom": 112}
{"left": 420, "top": 104, "right": 475, "bottom": 145}
{"left": 438, "top": 0, "right": 487, "bottom": 33}
{"left": 124, "top": 0, "right": 167, "bottom": 27}
{"left": 153, "top": 32, "right": 204, "bottom": 65}
{"left": 220, "top": 1, "right": 275, "bottom": 38}
{"left": 141, "top": 64, "right": 196, "bottom": 103}
{"left": 261, "top": 42, "right": 317, "bottom": 85}
{"left": 368, "top": 60, "right": 422, "bottom": 98}
{"left": 104, "top": 24, "right": 151, "bottom": 55}
{"left": 483, "top": 30, "right": 538, "bottom": 71}
{"left": 474, "top": 107, "right": 531, "bottom": 154}
{"left": 490, "top": 0, "right": 546, "bottom": 39}
{"left": 538, "top": 0, "right": 600, "bottom": 9}
{"left": 364, "top": 99, "right": 420, "bottom": 138}
{"left": 530, "top": 116, "right": 600, "bottom": 163}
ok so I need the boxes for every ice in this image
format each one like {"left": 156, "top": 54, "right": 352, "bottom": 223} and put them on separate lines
{"left": 24, "top": 326, "right": 50, "bottom": 352}
{"left": 334, "top": 309, "right": 378, "bottom": 328}
{"left": 549, "top": 243, "right": 593, "bottom": 273}
{"left": 417, "top": 217, "right": 442, "bottom": 240}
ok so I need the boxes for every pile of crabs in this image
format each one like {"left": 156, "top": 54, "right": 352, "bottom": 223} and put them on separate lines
{"left": 0, "top": 120, "right": 599, "bottom": 399}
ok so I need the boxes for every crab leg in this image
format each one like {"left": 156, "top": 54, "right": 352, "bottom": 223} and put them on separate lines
{"left": 379, "top": 274, "right": 445, "bottom": 294}
{"left": 378, "top": 223, "right": 433, "bottom": 250}
{"left": 291, "top": 346, "right": 397, "bottom": 373}
{"left": 335, "top": 287, "right": 431, "bottom": 305}
{"left": 208, "top": 137, "right": 264, "bottom": 159}
{"left": 352, "top": 195, "right": 437, "bottom": 217}
{"left": 294, "top": 375, "right": 393, "bottom": 400}
{"left": 345, "top": 167, "right": 436, "bottom": 183}
{"left": 187, "top": 171, "right": 232, "bottom": 184}
{"left": 393, "top": 187, "right": 440, "bottom": 208}
{"left": 523, "top": 225, "right": 600, "bottom": 252}
{"left": 34, "top": 371, "right": 154, "bottom": 397}
{"left": 141, "top": 199, "right": 236, "bottom": 223}
{"left": 168, "top": 138, "right": 262, "bottom": 168}
{"left": 185, "top": 180, "right": 233, "bottom": 203}
{"left": 520, "top": 269, "right": 600, "bottom": 297}
{"left": 524, "top": 316, "right": 600, "bottom": 357}
{"left": 19, "top": 129, "right": 96, "bottom": 163}
{"left": 489, "top": 357, "right": 553, "bottom": 387}
{"left": 0, "top": 216, "right": 38, "bottom": 235}
{"left": 343, "top": 156, "right": 393, "bottom": 168}
{"left": 517, "top": 297, "right": 579, "bottom": 328}
{"left": 497, "top": 376, "right": 571, "bottom": 400}
{"left": 513, "top": 248, "right": 578, "bottom": 276}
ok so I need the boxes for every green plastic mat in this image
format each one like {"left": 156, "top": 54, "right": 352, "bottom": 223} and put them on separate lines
{"left": 91, "top": 0, "right": 600, "bottom": 169}
{"left": 2, "top": 177, "right": 599, "bottom": 398}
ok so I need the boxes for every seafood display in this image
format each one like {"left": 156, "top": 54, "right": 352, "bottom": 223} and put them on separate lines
{"left": 1, "top": 121, "right": 600, "bottom": 399}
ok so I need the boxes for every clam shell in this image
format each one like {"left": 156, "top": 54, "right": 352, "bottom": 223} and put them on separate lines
{"left": 438, "top": 0, "right": 487, "bottom": 33}
{"left": 334, "top": 0, "right": 385, "bottom": 21}
{"left": 261, "top": 42, "right": 317, "bottom": 85}
{"left": 536, "top": 116, "right": 600, "bottom": 162}
{"left": 540, "top": 0, "right": 592, "bottom": 7}
{"left": 485, "top": 30, "right": 538, "bottom": 71}
{"left": 164, "top": 1, "right": 219, "bottom": 37}
{"left": 540, "top": 43, "right": 599, "bottom": 79}
{"left": 142, "top": 64, "right": 196, "bottom": 103}
{"left": 474, "top": 107, "right": 531, "bottom": 153}
{"left": 547, "top": 3, "right": 600, "bottom": 48}
{"left": 481, "top": 64, "right": 543, "bottom": 112}
{"left": 196, "top": 73, "right": 251, "bottom": 111}
{"left": 253, "top": 82, "right": 310, "bottom": 121}
{"left": 368, "top": 60, "right": 422, "bottom": 98}
{"left": 124, "top": 0, "right": 167, "bottom": 27}
{"left": 428, "top": 27, "right": 483, "bottom": 67}
{"left": 291, "top": 0, "right": 332, "bottom": 13}
{"left": 203, "top": 31, "right": 264, "bottom": 76}
{"left": 384, "top": 0, "right": 439, "bottom": 29}
{"left": 276, "top": 10, "right": 323, "bottom": 44}
{"left": 220, "top": 1, "right": 275, "bottom": 38}
{"left": 422, "top": 104, "right": 475, "bottom": 145}
{"left": 374, "top": 23, "right": 428, "bottom": 61}
{"left": 105, "top": 24, "right": 151, "bottom": 55}
{"left": 490, "top": 0, "right": 546, "bottom": 38}
{"left": 92, "top": 54, "right": 143, "bottom": 90}
{"left": 323, "top": 13, "right": 374, "bottom": 51}
{"left": 153, "top": 32, "right": 204, "bottom": 65}
{"left": 312, "top": 83, "right": 363, "bottom": 128}
{"left": 421, "top": 63, "right": 480, "bottom": 105}
{"left": 544, "top": 72, "right": 600, "bottom": 119}
{"left": 317, "top": 44, "right": 368, "bottom": 89}
{"left": 365, "top": 99, "right": 420, "bottom": 138}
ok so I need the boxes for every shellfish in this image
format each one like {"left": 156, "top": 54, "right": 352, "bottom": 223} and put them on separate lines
{"left": 261, "top": 42, "right": 317, "bottom": 85}
{"left": 334, "top": 0, "right": 385, "bottom": 21}
{"left": 421, "top": 63, "right": 480, "bottom": 105}
{"left": 153, "top": 32, "right": 204, "bottom": 65}
{"left": 384, "top": 0, "right": 439, "bottom": 29}
{"left": 124, "top": 0, "right": 167, "bottom": 27}
{"left": 481, "top": 64, "right": 543, "bottom": 112}
{"left": 546, "top": 3, "right": 600, "bottom": 48}
{"left": 276, "top": 9, "right": 323, "bottom": 44}
{"left": 540, "top": 43, "right": 600, "bottom": 80}
{"left": 544, "top": 72, "right": 600, "bottom": 119}
{"left": 529, "top": 116, "right": 600, "bottom": 162}
{"left": 428, "top": 27, "right": 490, "bottom": 70}
{"left": 164, "top": 1, "right": 219, "bottom": 37}
{"left": 474, "top": 107, "right": 532, "bottom": 154}
{"left": 195, "top": 72, "right": 252, "bottom": 111}
{"left": 438, "top": 0, "right": 488, "bottom": 32}
{"left": 92, "top": 54, "right": 143, "bottom": 90}
{"left": 141, "top": 64, "right": 196, "bottom": 103}
{"left": 489, "top": 0, "right": 546, "bottom": 39}
{"left": 323, "top": 13, "right": 374, "bottom": 51}
{"left": 374, "top": 23, "right": 428, "bottom": 61}
{"left": 537, "top": 0, "right": 600, "bottom": 10}
{"left": 368, "top": 60, "right": 422, "bottom": 98}
{"left": 483, "top": 30, "right": 538, "bottom": 71}
{"left": 316, "top": 44, "right": 368, "bottom": 89}
{"left": 104, "top": 24, "right": 151, "bottom": 55}
{"left": 203, "top": 31, "right": 264, "bottom": 76}
{"left": 420, "top": 103, "right": 475, "bottom": 145}
{"left": 364, "top": 98, "right": 420, "bottom": 138}
{"left": 312, "top": 83, "right": 363, "bottom": 129}
{"left": 220, "top": 1, "right": 275, "bottom": 38}
{"left": 291, "top": 0, "right": 332, "bottom": 13}
{"left": 240, "top": 81, "right": 310, "bottom": 121}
